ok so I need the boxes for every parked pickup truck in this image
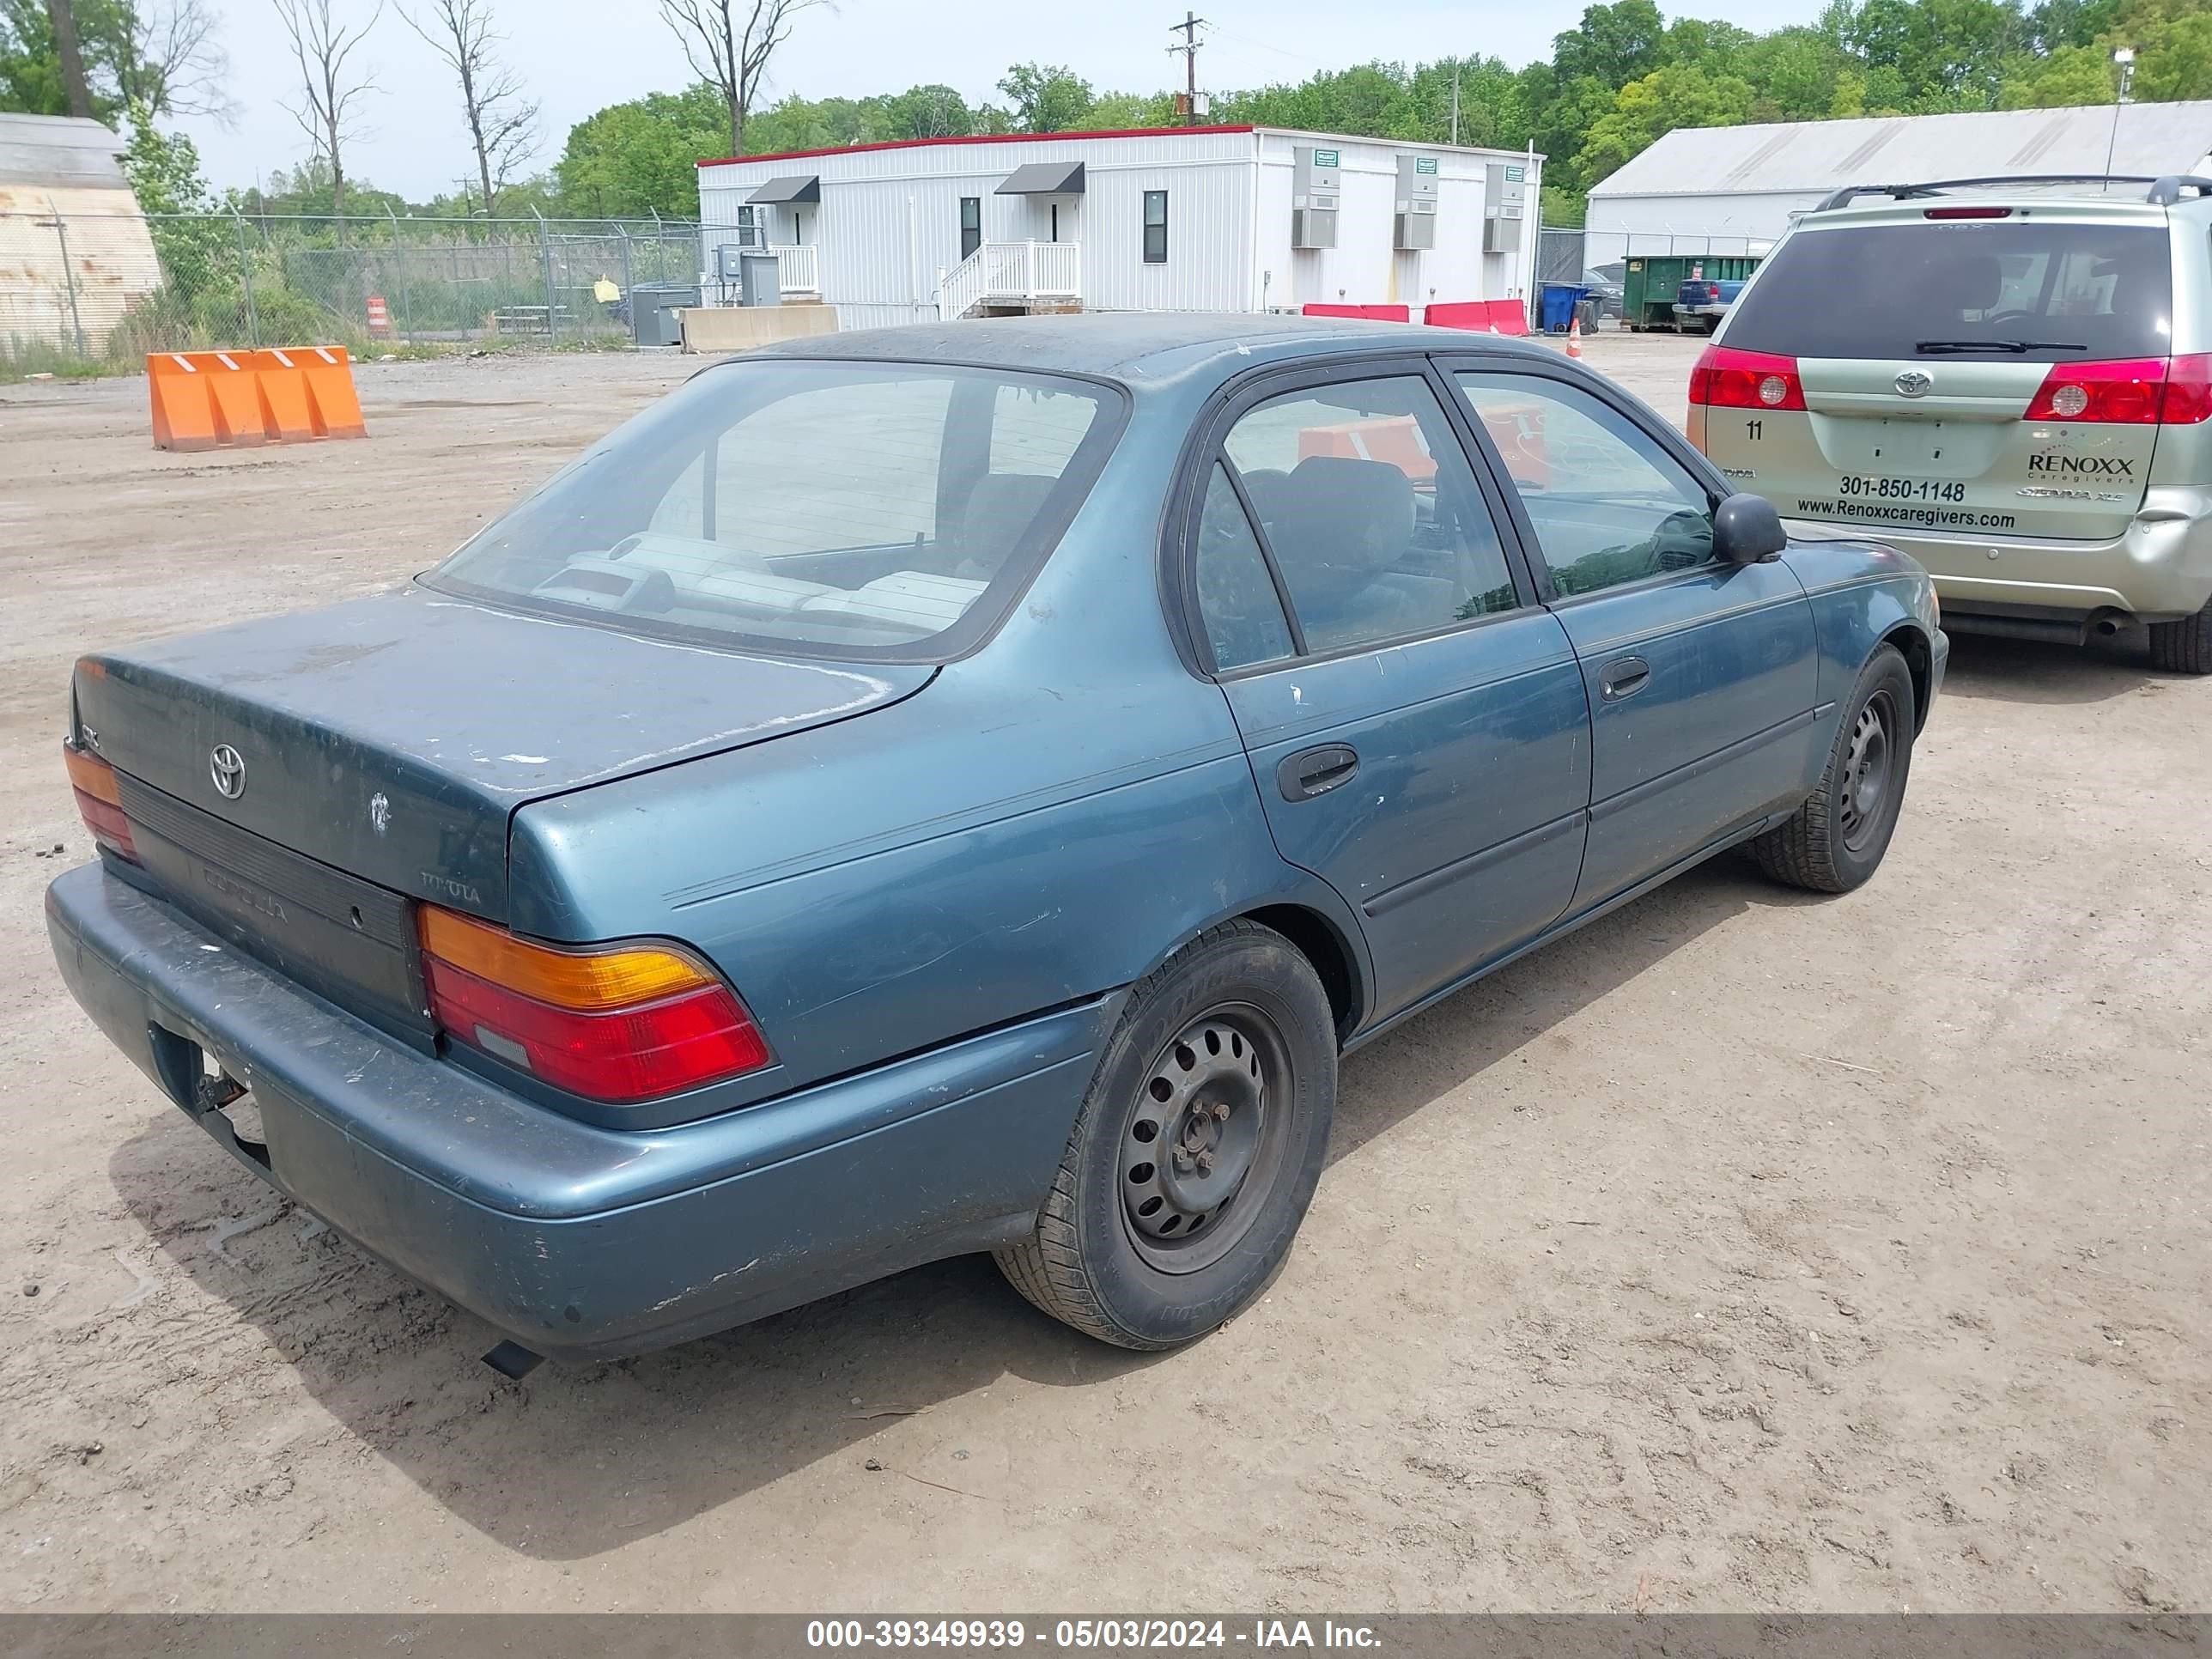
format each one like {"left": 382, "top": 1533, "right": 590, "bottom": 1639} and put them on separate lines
{"left": 1674, "top": 277, "right": 1746, "bottom": 333}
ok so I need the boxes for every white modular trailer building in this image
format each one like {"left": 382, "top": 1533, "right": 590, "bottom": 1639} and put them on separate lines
{"left": 1584, "top": 100, "right": 2212, "bottom": 270}
{"left": 696, "top": 125, "right": 1543, "bottom": 329}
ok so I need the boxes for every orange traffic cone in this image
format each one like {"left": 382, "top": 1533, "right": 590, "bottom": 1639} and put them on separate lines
{"left": 1566, "top": 315, "right": 1584, "bottom": 359}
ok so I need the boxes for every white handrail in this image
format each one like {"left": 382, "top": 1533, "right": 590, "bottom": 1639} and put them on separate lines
{"left": 766, "top": 243, "right": 819, "bottom": 295}
{"left": 934, "top": 240, "right": 1080, "bottom": 319}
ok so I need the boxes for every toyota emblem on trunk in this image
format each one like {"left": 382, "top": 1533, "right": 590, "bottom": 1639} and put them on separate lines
{"left": 209, "top": 743, "right": 247, "bottom": 799}
{"left": 1895, "top": 370, "right": 1933, "bottom": 398}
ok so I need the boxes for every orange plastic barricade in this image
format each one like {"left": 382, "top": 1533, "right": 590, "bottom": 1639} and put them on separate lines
{"left": 147, "top": 346, "right": 367, "bottom": 452}
{"left": 1297, "top": 415, "right": 1438, "bottom": 486}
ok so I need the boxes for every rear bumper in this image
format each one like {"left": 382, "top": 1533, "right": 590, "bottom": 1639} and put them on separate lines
{"left": 46, "top": 862, "right": 1111, "bottom": 1361}
{"left": 1784, "top": 493, "right": 2212, "bottom": 622}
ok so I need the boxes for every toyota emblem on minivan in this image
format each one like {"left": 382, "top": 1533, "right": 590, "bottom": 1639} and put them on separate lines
{"left": 1895, "top": 370, "right": 1933, "bottom": 398}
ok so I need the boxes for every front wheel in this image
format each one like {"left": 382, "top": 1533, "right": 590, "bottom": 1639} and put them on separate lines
{"left": 994, "top": 921, "right": 1336, "bottom": 1350}
{"left": 2148, "top": 599, "right": 2212, "bottom": 674}
{"left": 1747, "top": 645, "right": 1917, "bottom": 894}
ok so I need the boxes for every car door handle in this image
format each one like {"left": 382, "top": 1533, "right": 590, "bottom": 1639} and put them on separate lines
{"left": 1599, "top": 656, "right": 1651, "bottom": 702}
{"left": 1279, "top": 744, "right": 1359, "bottom": 802}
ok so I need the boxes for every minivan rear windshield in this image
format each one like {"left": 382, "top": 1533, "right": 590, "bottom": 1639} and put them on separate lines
{"left": 425, "top": 358, "right": 1123, "bottom": 662}
{"left": 1724, "top": 221, "right": 2174, "bottom": 362}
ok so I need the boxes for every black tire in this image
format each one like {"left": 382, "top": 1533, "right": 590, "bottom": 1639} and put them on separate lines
{"left": 1747, "top": 645, "right": 1916, "bottom": 894}
{"left": 994, "top": 921, "right": 1336, "bottom": 1350}
{"left": 2148, "top": 601, "right": 2212, "bottom": 674}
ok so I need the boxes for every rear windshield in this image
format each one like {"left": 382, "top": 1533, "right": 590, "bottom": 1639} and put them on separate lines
{"left": 425, "top": 358, "right": 1121, "bottom": 662}
{"left": 1724, "top": 221, "right": 2174, "bottom": 362}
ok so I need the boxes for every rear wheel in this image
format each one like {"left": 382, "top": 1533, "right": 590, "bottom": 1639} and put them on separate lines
{"left": 2148, "top": 600, "right": 2212, "bottom": 675}
{"left": 994, "top": 921, "right": 1335, "bottom": 1350}
{"left": 1747, "top": 645, "right": 1916, "bottom": 894}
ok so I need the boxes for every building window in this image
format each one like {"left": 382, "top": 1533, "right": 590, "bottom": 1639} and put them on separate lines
{"left": 1143, "top": 191, "right": 1168, "bottom": 264}
{"left": 959, "top": 197, "right": 981, "bottom": 260}
{"left": 736, "top": 205, "right": 762, "bottom": 248}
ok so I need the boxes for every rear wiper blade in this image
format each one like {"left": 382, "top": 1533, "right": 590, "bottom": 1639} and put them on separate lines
{"left": 1914, "top": 339, "right": 2087, "bottom": 355}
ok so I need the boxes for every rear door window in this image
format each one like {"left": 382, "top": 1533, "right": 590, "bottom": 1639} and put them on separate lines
{"left": 1220, "top": 374, "right": 1520, "bottom": 655}
{"left": 1724, "top": 222, "right": 2173, "bottom": 362}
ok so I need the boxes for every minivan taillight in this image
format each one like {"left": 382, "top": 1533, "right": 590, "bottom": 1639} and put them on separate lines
{"left": 2023, "top": 356, "right": 2212, "bottom": 425}
{"left": 1689, "top": 345, "right": 1806, "bottom": 410}
{"left": 418, "top": 906, "right": 770, "bottom": 1103}
{"left": 63, "top": 739, "right": 137, "bottom": 862}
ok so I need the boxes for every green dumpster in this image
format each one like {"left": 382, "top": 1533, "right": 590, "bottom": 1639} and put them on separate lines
{"left": 1622, "top": 253, "right": 1764, "bottom": 332}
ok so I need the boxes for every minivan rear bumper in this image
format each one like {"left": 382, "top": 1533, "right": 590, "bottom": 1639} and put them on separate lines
{"left": 1784, "top": 492, "right": 2212, "bottom": 622}
{"left": 46, "top": 862, "right": 1110, "bottom": 1362}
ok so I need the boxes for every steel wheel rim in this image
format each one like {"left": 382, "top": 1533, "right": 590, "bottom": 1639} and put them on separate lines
{"left": 1838, "top": 690, "right": 1896, "bottom": 854}
{"left": 1119, "top": 1005, "right": 1291, "bottom": 1274}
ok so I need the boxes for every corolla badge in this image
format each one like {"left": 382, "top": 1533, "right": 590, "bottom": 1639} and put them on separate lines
{"left": 209, "top": 743, "right": 247, "bottom": 800}
{"left": 1895, "top": 370, "right": 1934, "bottom": 398}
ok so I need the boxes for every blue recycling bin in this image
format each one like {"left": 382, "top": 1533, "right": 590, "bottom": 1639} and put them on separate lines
{"left": 1540, "top": 283, "right": 1592, "bottom": 334}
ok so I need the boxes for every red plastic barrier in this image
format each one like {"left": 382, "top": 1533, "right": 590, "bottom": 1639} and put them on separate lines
{"left": 1424, "top": 299, "right": 1530, "bottom": 336}
{"left": 1422, "top": 301, "right": 1491, "bottom": 331}
{"left": 1302, "top": 302, "right": 1411, "bottom": 321}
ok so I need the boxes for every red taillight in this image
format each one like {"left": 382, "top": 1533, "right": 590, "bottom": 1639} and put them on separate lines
{"left": 63, "top": 739, "right": 137, "bottom": 862}
{"left": 1689, "top": 345, "right": 1806, "bottom": 410}
{"left": 417, "top": 906, "right": 770, "bottom": 1103}
{"left": 2024, "top": 357, "right": 2168, "bottom": 424}
{"left": 1924, "top": 206, "right": 2012, "bottom": 219}
{"left": 2159, "top": 354, "right": 2212, "bottom": 424}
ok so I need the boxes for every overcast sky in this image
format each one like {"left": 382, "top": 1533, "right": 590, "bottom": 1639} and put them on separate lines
{"left": 176, "top": 0, "right": 1830, "bottom": 201}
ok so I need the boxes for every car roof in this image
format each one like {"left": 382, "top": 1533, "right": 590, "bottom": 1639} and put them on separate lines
{"left": 1802, "top": 175, "right": 2212, "bottom": 227}
{"left": 745, "top": 311, "right": 1563, "bottom": 387}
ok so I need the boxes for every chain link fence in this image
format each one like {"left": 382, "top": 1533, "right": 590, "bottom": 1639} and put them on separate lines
{"left": 1, "top": 210, "right": 705, "bottom": 379}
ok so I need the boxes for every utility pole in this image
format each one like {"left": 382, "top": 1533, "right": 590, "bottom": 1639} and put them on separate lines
{"left": 1450, "top": 62, "right": 1462, "bottom": 146}
{"left": 1168, "top": 11, "right": 1207, "bottom": 126}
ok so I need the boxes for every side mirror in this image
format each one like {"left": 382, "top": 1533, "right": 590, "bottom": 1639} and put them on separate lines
{"left": 1713, "top": 491, "right": 1787, "bottom": 564}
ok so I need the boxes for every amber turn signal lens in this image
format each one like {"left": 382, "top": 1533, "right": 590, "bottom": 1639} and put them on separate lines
{"left": 63, "top": 739, "right": 137, "bottom": 862}
{"left": 63, "top": 739, "right": 120, "bottom": 807}
{"left": 417, "top": 905, "right": 714, "bottom": 1011}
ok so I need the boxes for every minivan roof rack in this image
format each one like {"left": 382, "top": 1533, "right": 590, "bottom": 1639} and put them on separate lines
{"left": 1813, "top": 174, "right": 2212, "bottom": 212}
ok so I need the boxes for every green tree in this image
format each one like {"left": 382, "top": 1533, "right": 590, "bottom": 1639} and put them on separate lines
{"left": 1577, "top": 61, "right": 1757, "bottom": 183}
{"left": 118, "top": 100, "right": 233, "bottom": 300}
{"left": 997, "top": 62, "right": 1093, "bottom": 132}
{"left": 1553, "top": 0, "right": 1670, "bottom": 88}
{"left": 554, "top": 82, "right": 726, "bottom": 217}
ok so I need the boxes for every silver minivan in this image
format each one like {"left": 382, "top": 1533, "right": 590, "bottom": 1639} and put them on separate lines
{"left": 1689, "top": 174, "right": 2212, "bottom": 671}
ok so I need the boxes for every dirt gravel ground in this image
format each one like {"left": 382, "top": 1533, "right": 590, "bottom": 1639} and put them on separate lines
{"left": 2, "top": 333, "right": 2207, "bottom": 1615}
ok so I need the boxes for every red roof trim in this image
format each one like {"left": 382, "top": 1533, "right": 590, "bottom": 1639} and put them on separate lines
{"left": 696, "top": 124, "right": 1256, "bottom": 169}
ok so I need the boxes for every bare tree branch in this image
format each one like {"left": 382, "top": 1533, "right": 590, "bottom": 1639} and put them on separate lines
{"left": 658, "top": 0, "right": 830, "bottom": 158}
{"left": 271, "top": 0, "right": 383, "bottom": 217}
{"left": 400, "top": 0, "right": 538, "bottom": 215}
{"left": 101, "top": 1, "right": 239, "bottom": 124}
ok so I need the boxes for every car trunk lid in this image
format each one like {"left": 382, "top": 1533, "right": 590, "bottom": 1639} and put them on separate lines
{"left": 75, "top": 588, "right": 930, "bottom": 940}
